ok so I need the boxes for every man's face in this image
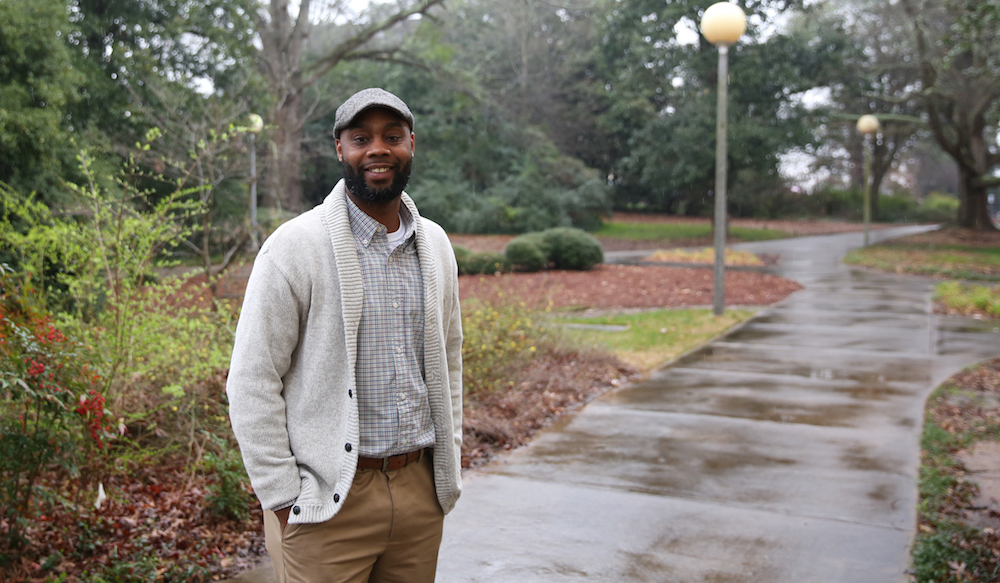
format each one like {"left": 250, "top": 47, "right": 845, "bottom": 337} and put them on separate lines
{"left": 336, "top": 107, "right": 415, "bottom": 203}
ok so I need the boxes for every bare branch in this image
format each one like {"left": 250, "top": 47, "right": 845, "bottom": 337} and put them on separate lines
{"left": 301, "top": 0, "right": 446, "bottom": 86}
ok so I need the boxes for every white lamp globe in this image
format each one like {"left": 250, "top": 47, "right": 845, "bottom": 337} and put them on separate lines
{"left": 700, "top": 2, "right": 747, "bottom": 46}
{"left": 248, "top": 113, "right": 264, "bottom": 134}
{"left": 856, "top": 115, "right": 879, "bottom": 135}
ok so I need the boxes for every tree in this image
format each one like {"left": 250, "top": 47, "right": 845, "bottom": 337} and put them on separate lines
{"left": 594, "top": 0, "right": 847, "bottom": 215}
{"left": 255, "top": 0, "right": 445, "bottom": 213}
{"left": 791, "top": 0, "right": 924, "bottom": 217}
{"left": 900, "top": 0, "right": 999, "bottom": 230}
{"left": 0, "top": 0, "right": 85, "bottom": 201}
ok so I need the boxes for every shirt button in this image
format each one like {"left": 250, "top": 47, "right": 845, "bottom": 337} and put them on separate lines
{"left": 398, "top": 393, "right": 406, "bottom": 402}
{"left": 392, "top": 301, "right": 399, "bottom": 309}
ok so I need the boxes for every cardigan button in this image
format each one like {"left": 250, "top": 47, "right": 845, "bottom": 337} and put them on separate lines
{"left": 334, "top": 493, "right": 340, "bottom": 503}
{"left": 349, "top": 389, "right": 353, "bottom": 398}
{"left": 345, "top": 443, "right": 352, "bottom": 452}
{"left": 292, "top": 506, "right": 300, "bottom": 515}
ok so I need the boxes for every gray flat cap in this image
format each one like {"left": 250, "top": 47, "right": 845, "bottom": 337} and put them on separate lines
{"left": 334, "top": 88, "right": 414, "bottom": 137}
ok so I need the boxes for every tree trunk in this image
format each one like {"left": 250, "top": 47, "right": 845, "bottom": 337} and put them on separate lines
{"left": 957, "top": 168, "right": 997, "bottom": 230}
{"left": 269, "top": 89, "right": 306, "bottom": 213}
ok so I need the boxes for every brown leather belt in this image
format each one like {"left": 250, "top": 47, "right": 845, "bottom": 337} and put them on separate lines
{"left": 357, "top": 448, "right": 427, "bottom": 472}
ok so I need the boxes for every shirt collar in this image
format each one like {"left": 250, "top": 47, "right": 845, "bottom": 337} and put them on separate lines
{"left": 346, "top": 194, "right": 415, "bottom": 247}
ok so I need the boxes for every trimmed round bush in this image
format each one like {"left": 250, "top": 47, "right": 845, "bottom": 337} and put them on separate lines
{"left": 462, "top": 252, "right": 510, "bottom": 275}
{"left": 541, "top": 227, "right": 604, "bottom": 271}
{"left": 453, "top": 245, "right": 473, "bottom": 275}
{"left": 504, "top": 236, "right": 548, "bottom": 272}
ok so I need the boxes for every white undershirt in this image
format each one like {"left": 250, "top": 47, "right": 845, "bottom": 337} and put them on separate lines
{"left": 386, "top": 211, "right": 412, "bottom": 250}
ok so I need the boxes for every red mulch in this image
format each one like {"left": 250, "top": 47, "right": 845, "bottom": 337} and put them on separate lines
{"left": 459, "top": 264, "right": 802, "bottom": 310}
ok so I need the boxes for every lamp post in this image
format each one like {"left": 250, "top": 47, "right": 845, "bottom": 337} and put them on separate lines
{"left": 700, "top": 2, "right": 746, "bottom": 316}
{"left": 856, "top": 114, "right": 879, "bottom": 247}
{"left": 247, "top": 113, "right": 264, "bottom": 249}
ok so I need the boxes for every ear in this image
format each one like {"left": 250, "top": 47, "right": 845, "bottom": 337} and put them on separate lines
{"left": 409, "top": 132, "right": 415, "bottom": 156}
{"left": 335, "top": 139, "right": 343, "bottom": 162}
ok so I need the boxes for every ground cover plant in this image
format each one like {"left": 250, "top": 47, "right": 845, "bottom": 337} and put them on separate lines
{"left": 910, "top": 358, "right": 1000, "bottom": 582}
{"left": 844, "top": 228, "right": 1000, "bottom": 282}
{"left": 934, "top": 282, "right": 1000, "bottom": 319}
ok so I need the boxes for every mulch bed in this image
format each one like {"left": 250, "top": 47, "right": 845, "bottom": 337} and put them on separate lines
{"left": 459, "top": 264, "right": 802, "bottom": 310}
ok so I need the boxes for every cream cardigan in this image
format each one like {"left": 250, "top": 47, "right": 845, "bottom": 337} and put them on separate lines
{"left": 226, "top": 181, "right": 463, "bottom": 525}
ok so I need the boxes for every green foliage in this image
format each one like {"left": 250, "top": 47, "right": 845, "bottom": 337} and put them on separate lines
{"left": 461, "top": 299, "right": 543, "bottom": 396}
{"left": 915, "top": 193, "right": 960, "bottom": 223}
{"left": 458, "top": 252, "right": 510, "bottom": 276}
{"left": 504, "top": 236, "right": 548, "bottom": 272}
{"left": 0, "top": 268, "right": 111, "bottom": 546}
{"left": 201, "top": 436, "right": 253, "bottom": 521}
{"left": 934, "top": 282, "right": 1000, "bottom": 317}
{"left": 0, "top": 0, "right": 86, "bottom": 201}
{"left": 452, "top": 245, "right": 473, "bottom": 269}
{"left": 540, "top": 228, "right": 604, "bottom": 271}
{"left": 596, "top": 0, "right": 827, "bottom": 214}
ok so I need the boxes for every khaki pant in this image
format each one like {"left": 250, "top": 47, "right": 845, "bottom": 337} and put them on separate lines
{"left": 264, "top": 455, "right": 444, "bottom": 583}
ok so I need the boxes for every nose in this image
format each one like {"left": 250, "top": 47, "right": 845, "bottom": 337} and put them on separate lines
{"left": 367, "top": 137, "right": 391, "bottom": 156}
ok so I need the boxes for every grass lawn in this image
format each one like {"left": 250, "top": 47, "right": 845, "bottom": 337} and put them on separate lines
{"left": 553, "top": 308, "right": 754, "bottom": 372}
{"left": 595, "top": 221, "right": 793, "bottom": 243}
{"left": 843, "top": 228, "right": 1000, "bottom": 281}
{"left": 843, "top": 245, "right": 1000, "bottom": 281}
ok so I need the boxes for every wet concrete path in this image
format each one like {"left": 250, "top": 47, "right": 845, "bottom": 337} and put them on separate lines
{"left": 435, "top": 226, "right": 1000, "bottom": 583}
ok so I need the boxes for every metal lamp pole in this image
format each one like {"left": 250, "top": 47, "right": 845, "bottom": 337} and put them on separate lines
{"left": 248, "top": 113, "right": 264, "bottom": 249}
{"left": 856, "top": 115, "right": 879, "bottom": 247}
{"left": 700, "top": 2, "right": 746, "bottom": 316}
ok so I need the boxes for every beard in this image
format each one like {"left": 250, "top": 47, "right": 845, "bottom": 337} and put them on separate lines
{"left": 341, "top": 158, "right": 412, "bottom": 204}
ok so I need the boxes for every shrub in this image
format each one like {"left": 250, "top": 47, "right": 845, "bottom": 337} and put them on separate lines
{"left": 541, "top": 228, "right": 604, "bottom": 270}
{"left": 202, "top": 436, "right": 253, "bottom": 521}
{"left": 914, "top": 192, "right": 960, "bottom": 223}
{"left": 452, "top": 245, "right": 473, "bottom": 275}
{"left": 0, "top": 267, "right": 112, "bottom": 546}
{"left": 461, "top": 299, "right": 542, "bottom": 396}
{"left": 504, "top": 236, "right": 548, "bottom": 272}
{"left": 459, "top": 252, "right": 510, "bottom": 276}
{"left": 876, "top": 193, "right": 919, "bottom": 222}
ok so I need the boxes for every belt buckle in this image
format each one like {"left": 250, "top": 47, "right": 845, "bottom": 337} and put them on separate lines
{"left": 382, "top": 457, "right": 390, "bottom": 472}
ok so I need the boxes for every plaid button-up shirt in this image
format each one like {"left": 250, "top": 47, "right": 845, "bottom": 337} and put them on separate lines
{"left": 348, "top": 198, "right": 435, "bottom": 458}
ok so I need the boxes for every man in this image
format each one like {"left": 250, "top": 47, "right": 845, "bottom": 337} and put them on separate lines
{"left": 227, "top": 87, "right": 463, "bottom": 583}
